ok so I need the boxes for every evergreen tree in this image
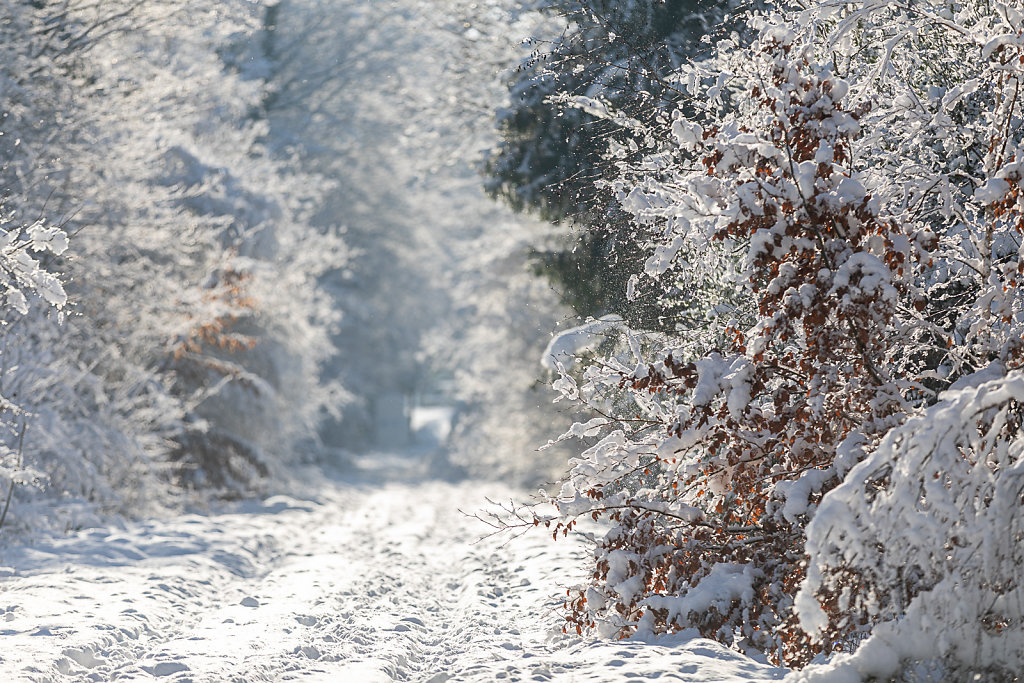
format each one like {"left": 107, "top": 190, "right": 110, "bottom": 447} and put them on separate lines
{"left": 488, "top": 0, "right": 729, "bottom": 328}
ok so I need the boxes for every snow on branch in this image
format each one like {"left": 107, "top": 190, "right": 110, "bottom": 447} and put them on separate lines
{"left": 531, "top": 0, "right": 1024, "bottom": 673}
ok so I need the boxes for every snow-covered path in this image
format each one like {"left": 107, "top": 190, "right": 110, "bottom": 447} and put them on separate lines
{"left": 0, "top": 455, "right": 785, "bottom": 682}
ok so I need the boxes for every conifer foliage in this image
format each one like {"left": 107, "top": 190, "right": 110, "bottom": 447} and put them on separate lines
{"left": 489, "top": 0, "right": 728, "bottom": 328}
{"left": 531, "top": 0, "right": 1024, "bottom": 675}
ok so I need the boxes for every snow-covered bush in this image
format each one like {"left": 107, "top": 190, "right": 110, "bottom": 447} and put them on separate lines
{"left": 533, "top": 0, "right": 1024, "bottom": 671}
{"left": 792, "top": 370, "right": 1024, "bottom": 680}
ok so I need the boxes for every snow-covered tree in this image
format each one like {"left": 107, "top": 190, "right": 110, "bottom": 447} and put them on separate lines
{"left": 0, "top": 0, "right": 345, "bottom": 533}
{"left": 254, "top": 0, "right": 575, "bottom": 477}
{"left": 532, "top": 0, "right": 1024, "bottom": 674}
{"left": 489, "top": 0, "right": 731, "bottom": 329}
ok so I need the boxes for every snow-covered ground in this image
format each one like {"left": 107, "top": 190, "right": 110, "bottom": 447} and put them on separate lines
{"left": 0, "top": 452, "right": 784, "bottom": 682}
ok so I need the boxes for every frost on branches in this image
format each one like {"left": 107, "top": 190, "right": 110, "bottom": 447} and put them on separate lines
{"left": 0, "top": 217, "right": 68, "bottom": 316}
{"left": 540, "top": 0, "right": 1024, "bottom": 675}
{"left": 0, "top": 0, "right": 345, "bottom": 535}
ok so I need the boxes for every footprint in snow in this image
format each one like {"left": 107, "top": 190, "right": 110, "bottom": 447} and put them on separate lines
{"left": 141, "top": 661, "right": 190, "bottom": 677}
{"left": 63, "top": 647, "right": 104, "bottom": 669}
{"left": 292, "top": 645, "right": 321, "bottom": 659}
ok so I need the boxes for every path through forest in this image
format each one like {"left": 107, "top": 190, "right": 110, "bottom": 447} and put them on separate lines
{"left": 0, "top": 453, "right": 785, "bottom": 681}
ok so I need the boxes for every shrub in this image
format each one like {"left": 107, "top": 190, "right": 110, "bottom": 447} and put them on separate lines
{"left": 538, "top": 0, "right": 1024, "bottom": 672}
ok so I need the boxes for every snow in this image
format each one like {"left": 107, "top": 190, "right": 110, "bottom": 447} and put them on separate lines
{"left": 641, "top": 564, "right": 760, "bottom": 632}
{"left": 0, "top": 455, "right": 786, "bottom": 682}
{"left": 975, "top": 178, "right": 1010, "bottom": 204}
{"left": 541, "top": 315, "right": 623, "bottom": 370}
